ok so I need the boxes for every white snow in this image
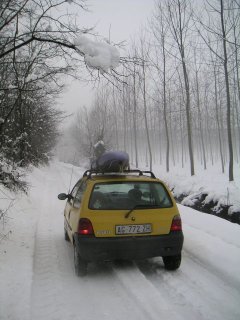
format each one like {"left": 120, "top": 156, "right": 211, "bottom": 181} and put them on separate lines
{"left": 150, "top": 162, "right": 240, "bottom": 215}
{"left": 74, "top": 34, "right": 120, "bottom": 73}
{"left": 0, "top": 161, "right": 240, "bottom": 320}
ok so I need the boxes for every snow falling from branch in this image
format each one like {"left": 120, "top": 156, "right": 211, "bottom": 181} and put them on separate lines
{"left": 74, "top": 34, "right": 120, "bottom": 73}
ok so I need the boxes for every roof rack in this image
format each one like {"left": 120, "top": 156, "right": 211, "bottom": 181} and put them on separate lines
{"left": 83, "top": 169, "right": 156, "bottom": 179}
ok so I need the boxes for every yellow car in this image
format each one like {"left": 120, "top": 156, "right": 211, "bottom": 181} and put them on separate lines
{"left": 58, "top": 169, "right": 184, "bottom": 276}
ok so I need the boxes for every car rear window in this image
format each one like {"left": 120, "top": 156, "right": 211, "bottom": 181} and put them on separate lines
{"left": 89, "top": 181, "right": 173, "bottom": 210}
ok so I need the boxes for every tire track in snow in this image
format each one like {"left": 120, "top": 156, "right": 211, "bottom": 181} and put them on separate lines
{"left": 30, "top": 219, "right": 67, "bottom": 320}
{"left": 182, "top": 223, "right": 240, "bottom": 293}
{"left": 136, "top": 253, "right": 240, "bottom": 320}
{"left": 112, "top": 263, "right": 185, "bottom": 320}
{"left": 183, "top": 247, "right": 240, "bottom": 293}
{"left": 30, "top": 165, "right": 69, "bottom": 320}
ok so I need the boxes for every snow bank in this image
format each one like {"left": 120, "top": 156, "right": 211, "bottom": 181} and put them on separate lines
{"left": 145, "top": 162, "right": 240, "bottom": 217}
{"left": 74, "top": 34, "right": 120, "bottom": 73}
{"left": 0, "top": 185, "right": 37, "bottom": 320}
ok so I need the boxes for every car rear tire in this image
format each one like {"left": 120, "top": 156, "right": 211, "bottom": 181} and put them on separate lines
{"left": 74, "top": 245, "right": 87, "bottom": 276}
{"left": 163, "top": 254, "right": 181, "bottom": 270}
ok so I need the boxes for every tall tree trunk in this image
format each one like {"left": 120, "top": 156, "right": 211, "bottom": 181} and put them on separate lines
{"left": 123, "top": 84, "right": 127, "bottom": 151}
{"left": 142, "top": 60, "right": 153, "bottom": 171}
{"left": 195, "top": 67, "right": 207, "bottom": 169}
{"left": 180, "top": 100, "right": 184, "bottom": 168}
{"left": 133, "top": 64, "right": 139, "bottom": 168}
{"left": 182, "top": 56, "right": 194, "bottom": 175}
{"left": 168, "top": 0, "right": 195, "bottom": 175}
{"left": 157, "top": 107, "right": 163, "bottom": 165}
{"left": 233, "top": 72, "right": 240, "bottom": 161}
{"left": 162, "top": 40, "right": 170, "bottom": 172}
{"left": 214, "top": 66, "right": 225, "bottom": 173}
{"left": 232, "top": 8, "right": 240, "bottom": 157}
{"left": 177, "top": 69, "right": 185, "bottom": 168}
{"left": 168, "top": 91, "right": 175, "bottom": 167}
{"left": 220, "top": 0, "right": 234, "bottom": 181}
{"left": 204, "top": 90, "right": 214, "bottom": 165}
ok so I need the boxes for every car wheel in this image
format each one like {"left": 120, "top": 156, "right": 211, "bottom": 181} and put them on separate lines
{"left": 64, "top": 228, "right": 70, "bottom": 241}
{"left": 74, "top": 245, "right": 87, "bottom": 277}
{"left": 163, "top": 254, "right": 181, "bottom": 270}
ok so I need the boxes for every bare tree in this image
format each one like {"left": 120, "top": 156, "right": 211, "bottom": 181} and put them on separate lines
{"left": 132, "top": 60, "right": 139, "bottom": 168}
{"left": 166, "top": 0, "right": 195, "bottom": 176}
{"left": 213, "top": 62, "right": 225, "bottom": 173}
{"left": 220, "top": 0, "right": 234, "bottom": 181}
{"left": 196, "top": 0, "right": 239, "bottom": 181}
{"left": 0, "top": 0, "right": 88, "bottom": 134}
{"left": 150, "top": 2, "right": 171, "bottom": 172}
{"left": 0, "top": 0, "right": 88, "bottom": 60}
{"left": 138, "top": 36, "right": 153, "bottom": 171}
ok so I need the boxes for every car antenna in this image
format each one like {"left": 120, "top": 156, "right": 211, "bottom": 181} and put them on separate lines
{"left": 68, "top": 152, "right": 77, "bottom": 193}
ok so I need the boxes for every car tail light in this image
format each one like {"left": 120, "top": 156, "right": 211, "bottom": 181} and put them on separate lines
{"left": 170, "top": 215, "right": 182, "bottom": 231}
{"left": 78, "top": 218, "right": 94, "bottom": 236}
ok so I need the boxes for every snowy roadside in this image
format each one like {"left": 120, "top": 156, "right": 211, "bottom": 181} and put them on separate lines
{"left": 0, "top": 160, "right": 240, "bottom": 320}
{"left": 150, "top": 162, "right": 240, "bottom": 222}
{"left": 0, "top": 184, "right": 38, "bottom": 320}
{"left": 0, "top": 162, "right": 84, "bottom": 320}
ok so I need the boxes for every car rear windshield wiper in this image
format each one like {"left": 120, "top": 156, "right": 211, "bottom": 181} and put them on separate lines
{"left": 124, "top": 204, "right": 158, "bottom": 219}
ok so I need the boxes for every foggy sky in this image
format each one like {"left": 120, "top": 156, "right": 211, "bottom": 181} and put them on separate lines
{"left": 58, "top": 0, "right": 155, "bottom": 126}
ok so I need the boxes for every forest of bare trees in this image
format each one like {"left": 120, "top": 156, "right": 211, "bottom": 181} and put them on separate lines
{"left": 67, "top": 0, "right": 240, "bottom": 182}
{"left": 1, "top": 0, "right": 239, "bottom": 190}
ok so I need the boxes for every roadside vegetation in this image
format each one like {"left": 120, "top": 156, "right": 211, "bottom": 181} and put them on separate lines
{"left": 0, "top": 0, "right": 120, "bottom": 191}
{"left": 1, "top": 0, "right": 239, "bottom": 193}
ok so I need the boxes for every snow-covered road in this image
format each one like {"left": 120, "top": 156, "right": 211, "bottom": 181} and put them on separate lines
{"left": 1, "top": 162, "right": 240, "bottom": 320}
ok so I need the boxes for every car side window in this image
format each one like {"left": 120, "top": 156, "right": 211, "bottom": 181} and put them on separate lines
{"left": 71, "top": 180, "right": 82, "bottom": 198}
{"left": 73, "top": 181, "right": 87, "bottom": 208}
{"left": 67, "top": 179, "right": 81, "bottom": 206}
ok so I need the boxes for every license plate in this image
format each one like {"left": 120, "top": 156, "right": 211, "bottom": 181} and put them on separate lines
{"left": 115, "top": 224, "right": 152, "bottom": 235}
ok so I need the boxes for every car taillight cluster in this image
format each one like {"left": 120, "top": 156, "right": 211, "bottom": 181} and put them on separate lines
{"left": 170, "top": 215, "right": 182, "bottom": 231}
{"left": 78, "top": 218, "right": 94, "bottom": 236}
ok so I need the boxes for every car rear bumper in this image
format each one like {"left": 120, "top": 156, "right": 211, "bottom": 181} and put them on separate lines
{"left": 74, "top": 231, "right": 184, "bottom": 261}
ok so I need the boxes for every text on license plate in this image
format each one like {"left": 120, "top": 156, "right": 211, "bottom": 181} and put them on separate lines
{"left": 115, "top": 224, "right": 152, "bottom": 235}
